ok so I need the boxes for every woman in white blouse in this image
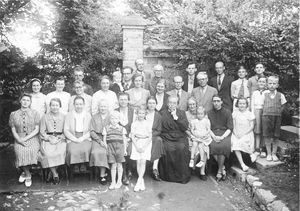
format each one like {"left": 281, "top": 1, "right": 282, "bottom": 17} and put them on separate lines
{"left": 30, "top": 78, "right": 46, "bottom": 119}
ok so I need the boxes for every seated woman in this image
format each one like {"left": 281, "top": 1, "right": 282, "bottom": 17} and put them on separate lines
{"left": 207, "top": 95, "right": 233, "bottom": 182}
{"left": 126, "top": 73, "right": 150, "bottom": 111}
{"left": 154, "top": 79, "right": 169, "bottom": 112}
{"left": 38, "top": 98, "right": 67, "bottom": 185}
{"left": 89, "top": 100, "right": 110, "bottom": 185}
{"left": 64, "top": 96, "right": 92, "bottom": 173}
{"left": 158, "top": 96, "right": 191, "bottom": 183}
{"left": 9, "top": 93, "right": 40, "bottom": 187}
{"left": 146, "top": 96, "right": 165, "bottom": 181}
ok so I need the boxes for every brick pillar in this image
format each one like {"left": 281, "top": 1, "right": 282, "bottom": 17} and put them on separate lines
{"left": 122, "top": 15, "right": 148, "bottom": 68}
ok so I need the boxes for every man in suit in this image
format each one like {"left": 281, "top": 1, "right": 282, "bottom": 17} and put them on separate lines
{"left": 191, "top": 72, "right": 218, "bottom": 112}
{"left": 209, "top": 61, "right": 234, "bottom": 111}
{"left": 122, "top": 66, "right": 135, "bottom": 91}
{"left": 182, "top": 63, "right": 199, "bottom": 94}
{"left": 116, "top": 92, "right": 134, "bottom": 185}
{"left": 167, "top": 76, "right": 189, "bottom": 111}
{"left": 66, "top": 66, "right": 94, "bottom": 95}
{"left": 134, "top": 59, "right": 151, "bottom": 87}
{"left": 145, "top": 64, "right": 171, "bottom": 95}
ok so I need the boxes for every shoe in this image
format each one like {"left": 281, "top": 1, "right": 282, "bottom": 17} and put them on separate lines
{"left": 272, "top": 154, "right": 279, "bottom": 162}
{"left": 25, "top": 177, "right": 32, "bottom": 187}
{"left": 134, "top": 180, "right": 141, "bottom": 192}
{"left": 109, "top": 183, "right": 116, "bottom": 190}
{"left": 18, "top": 172, "right": 26, "bottom": 183}
{"left": 115, "top": 182, "right": 122, "bottom": 189}
{"left": 189, "top": 159, "right": 194, "bottom": 168}
{"left": 241, "top": 165, "right": 249, "bottom": 172}
{"left": 266, "top": 155, "right": 272, "bottom": 161}
{"left": 53, "top": 177, "right": 60, "bottom": 185}
{"left": 153, "top": 169, "right": 162, "bottom": 181}
{"left": 250, "top": 153, "right": 258, "bottom": 162}
{"left": 196, "top": 161, "right": 204, "bottom": 168}
{"left": 199, "top": 174, "right": 207, "bottom": 181}
{"left": 122, "top": 177, "right": 129, "bottom": 185}
{"left": 260, "top": 152, "right": 267, "bottom": 158}
{"left": 100, "top": 176, "right": 107, "bottom": 185}
{"left": 221, "top": 170, "right": 227, "bottom": 181}
{"left": 216, "top": 172, "right": 222, "bottom": 182}
{"left": 139, "top": 179, "right": 145, "bottom": 191}
{"left": 128, "top": 171, "right": 133, "bottom": 181}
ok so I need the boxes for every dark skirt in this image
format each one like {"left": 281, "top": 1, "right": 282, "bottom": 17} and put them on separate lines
{"left": 210, "top": 130, "right": 231, "bottom": 158}
{"left": 158, "top": 138, "right": 191, "bottom": 183}
{"left": 151, "top": 136, "right": 165, "bottom": 161}
{"left": 89, "top": 141, "right": 109, "bottom": 168}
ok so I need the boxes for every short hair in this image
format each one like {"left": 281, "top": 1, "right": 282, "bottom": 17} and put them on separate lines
{"left": 173, "top": 75, "right": 183, "bottom": 82}
{"left": 197, "top": 106, "right": 207, "bottom": 115}
{"left": 136, "top": 105, "right": 147, "bottom": 114}
{"left": 112, "top": 71, "right": 122, "bottom": 79}
{"left": 196, "top": 71, "right": 208, "bottom": 79}
{"left": 132, "top": 73, "right": 144, "bottom": 82}
{"left": 73, "top": 95, "right": 85, "bottom": 104}
{"left": 147, "top": 96, "right": 157, "bottom": 104}
{"left": 73, "top": 66, "right": 84, "bottom": 73}
{"left": 188, "top": 96, "right": 197, "bottom": 105}
{"left": 187, "top": 62, "right": 196, "bottom": 68}
{"left": 238, "top": 65, "right": 247, "bottom": 72}
{"left": 73, "top": 80, "right": 84, "bottom": 87}
{"left": 122, "top": 66, "right": 133, "bottom": 73}
{"left": 267, "top": 75, "right": 279, "bottom": 83}
{"left": 98, "top": 99, "right": 109, "bottom": 107}
{"left": 235, "top": 97, "right": 249, "bottom": 108}
{"left": 19, "top": 93, "right": 32, "bottom": 102}
{"left": 135, "top": 59, "right": 143, "bottom": 66}
{"left": 55, "top": 76, "right": 65, "bottom": 83}
{"left": 215, "top": 61, "right": 225, "bottom": 67}
{"left": 168, "top": 95, "right": 179, "bottom": 104}
{"left": 100, "top": 75, "right": 111, "bottom": 83}
{"left": 30, "top": 78, "right": 42, "bottom": 86}
{"left": 110, "top": 111, "right": 120, "bottom": 119}
{"left": 212, "top": 94, "right": 222, "bottom": 101}
{"left": 50, "top": 97, "right": 62, "bottom": 107}
{"left": 255, "top": 62, "right": 265, "bottom": 68}
{"left": 118, "top": 92, "right": 130, "bottom": 100}
{"left": 157, "top": 79, "right": 166, "bottom": 87}
{"left": 258, "top": 75, "right": 267, "bottom": 80}
{"left": 153, "top": 64, "right": 164, "bottom": 71}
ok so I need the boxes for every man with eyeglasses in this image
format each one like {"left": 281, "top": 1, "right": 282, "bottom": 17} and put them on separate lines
{"left": 122, "top": 66, "right": 135, "bottom": 91}
{"left": 68, "top": 80, "right": 92, "bottom": 113}
{"left": 68, "top": 66, "right": 94, "bottom": 96}
{"left": 167, "top": 76, "right": 189, "bottom": 111}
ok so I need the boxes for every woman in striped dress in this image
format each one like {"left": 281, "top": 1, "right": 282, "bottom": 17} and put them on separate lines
{"left": 9, "top": 93, "right": 40, "bottom": 187}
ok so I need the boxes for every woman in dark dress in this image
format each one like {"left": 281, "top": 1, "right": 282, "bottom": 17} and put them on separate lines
{"left": 158, "top": 96, "right": 191, "bottom": 183}
{"left": 146, "top": 96, "right": 165, "bottom": 181}
{"left": 154, "top": 79, "right": 169, "bottom": 113}
{"left": 207, "top": 94, "right": 233, "bottom": 182}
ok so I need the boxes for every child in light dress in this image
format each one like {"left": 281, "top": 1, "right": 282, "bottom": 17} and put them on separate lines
{"left": 188, "top": 106, "right": 213, "bottom": 178}
{"left": 232, "top": 98, "right": 257, "bottom": 172}
{"left": 103, "top": 111, "right": 127, "bottom": 190}
{"left": 130, "top": 106, "right": 152, "bottom": 192}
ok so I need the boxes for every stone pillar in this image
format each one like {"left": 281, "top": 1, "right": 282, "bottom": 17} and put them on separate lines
{"left": 121, "top": 15, "right": 148, "bottom": 68}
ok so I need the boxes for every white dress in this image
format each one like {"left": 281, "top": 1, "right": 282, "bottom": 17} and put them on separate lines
{"left": 130, "top": 119, "right": 152, "bottom": 161}
{"left": 31, "top": 92, "right": 47, "bottom": 119}
{"left": 231, "top": 110, "right": 255, "bottom": 154}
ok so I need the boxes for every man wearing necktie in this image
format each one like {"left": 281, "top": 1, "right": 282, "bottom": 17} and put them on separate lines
{"left": 182, "top": 63, "right": 200, "bottom": 94}
{"left": 167, "top": 76, "right": 189, "bottom": 111}
{"left": 209, "top": 61, "right": 234, "bottom": 111}
{"left": 122, "top": 66, "right": 134, "bottom": 91}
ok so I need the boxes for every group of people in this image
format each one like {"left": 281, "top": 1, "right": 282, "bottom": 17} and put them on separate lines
{"left": 9, "top": 59, "right": 286, "bottom": 191}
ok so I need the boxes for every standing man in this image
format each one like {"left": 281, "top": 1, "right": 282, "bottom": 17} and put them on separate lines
{"left": 145, "top": 64, "right": 170, "bottom": 95}
{"left": 134, "top": 59, "right": 151, "bottom": 87}
{"left": 191, "top": 72, "right": 218, "bottom": 112}
{"left": 122, "top": 66, "right": 135, "bottom": 91}
{"left": 183, "top": 63, "right": 199, "bottom": 94}
{"left": 68, "top": 66, "right": 93, "bottom": 96}
{"left": 209, "top": 61, "right": 233, "bottom": 111}
{"left": 167, "top": 76, "right": 189, "bottom": 111}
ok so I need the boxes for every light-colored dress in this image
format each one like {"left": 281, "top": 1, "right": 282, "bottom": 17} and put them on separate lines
{"left": 68, "top": 93, "right": 92, "bottom": 114}
{"left": 9, "top": 109, "right": 40, "bottom": 168}
{"left": 130, "top": 119, "right": 152, "bottom": 161}
{"left": 46, "top": 91, "right": 70, "bottom": 115}
{"left": 126, "top": 88, "right": 150, "bottom": 111}
{"left": 31, "top": 92, "right": 47, "bottom": 119}
{"left": 91, "top": 90, "right": 118, "bottom": 115}
{"left": 231, "top": 110, "right": 255, "bottom": 154}
{"left": 38, "top": 112, "right": 67, "bottom": 168}
{"left": 64, "top": 111, "right": 92, "bottom": 165}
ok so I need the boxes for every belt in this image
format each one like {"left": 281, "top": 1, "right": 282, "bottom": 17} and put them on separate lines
{"left": 46, "top": 132, "right": 63, "bottom": 135}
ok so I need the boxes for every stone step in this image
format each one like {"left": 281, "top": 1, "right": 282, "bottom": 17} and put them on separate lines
{"left": 280, "top": 125, "right": 299, "bottom": 144}
{"left": 230, "top": 166, "right": 257, "bottom": 182}
{"left": 255, "top": 157, "right": 284, "bottom": 171}
{"left": 292, "top": 115, "right": 300, "bottom": 128}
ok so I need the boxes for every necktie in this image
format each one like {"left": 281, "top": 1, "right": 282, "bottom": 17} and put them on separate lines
{"left": 177, "top": 90, "right": 181, "bottom": 102}
{"left": 238, "top": 79, "right": 245, "bottom": 98}
{"left": 217, "top": 76, "right": 221, "bottom": 90}
{"left": 124, "top": 83, "right": 129, "bottom": 91}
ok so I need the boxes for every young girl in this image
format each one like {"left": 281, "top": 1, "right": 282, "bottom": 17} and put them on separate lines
{"left": 110, "top": 71, "right": 124, "bottom": 94}
{"left": 188, "top": 106, "right": 212, "bottom": 180}
{"left": 232, "top": 98, "right": 257, "bottom": 172}
{"left": 130, "top": 106, "right": 152, "bottom": 191}
{"left": 103, "top": 111, "right": 127, "bottom": 190}
{"left": 250, "top": 76, "right": 267, "bottom": 158}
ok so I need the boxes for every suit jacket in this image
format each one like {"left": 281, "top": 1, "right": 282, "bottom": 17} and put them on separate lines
{"left": 182, "top": 71, "right": 200, "bottom": 92}
{"left": 116, "top": 107, "right": 134, "bottom": 135}
{"left": 209, "top": 75, "right": 233, "bottom": 111}
{"left": 167, "top": 89, "right": 189, "bottom": 111}
{"left": 191, "top": 85, "right": 218, "bottom": 112}
{"left": 122, "top": 81, "right": 135, "bottom": 91}
{"left": 154, "top": 92, "right": 169, "bottom": 112}
{"left": 109, "top": 83, "right": 123, "bottom": 95}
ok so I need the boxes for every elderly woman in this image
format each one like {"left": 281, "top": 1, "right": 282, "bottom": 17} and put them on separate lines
{"left": 89, "top": 100, "right": 110, "bottom": 185}
{"left": 126, "top": 73, "right": 150, "bottom": 111}
{"left": 146, "top": 96, "right": 165, "bottom": 181}
{"left": 30, "top": 78, "right": 46, "bottom": 119}
{"left": 91, "top": 75, "right": 118, "bottom": 115}
{"left": 154, "top": 79, "right": 169, "bottom": 112}
{"left": 9, "top": 93, "right": 40, "bottom": 187}
{"left": 158, "top": 96, "right": 191, "bottom": 183}
{"left": 207, "top": 95, "right": 233, "bottom": 182}
{"left": 38, "top": 98, "right": 66, "bottom": 185}
{"left": 69, "top": 80, "right": 92, "bottom": 113}
{"left": 64, "top": 96, "right": 92, "bottom": 172}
